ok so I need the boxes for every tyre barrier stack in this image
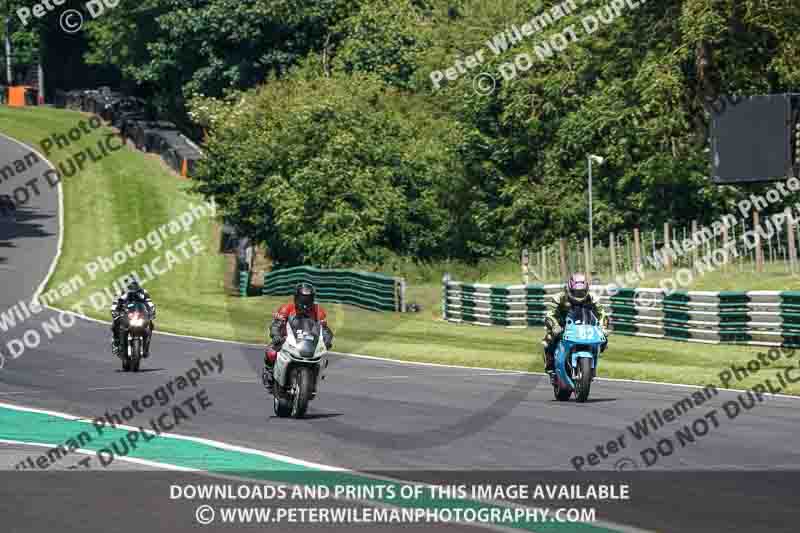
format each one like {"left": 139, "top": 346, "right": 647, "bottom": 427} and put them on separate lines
{"left": 442, "top": 277, "right": 800, "bottom": 348}
{"left": 54, "top": 87, "right": 203, "bottom": 177}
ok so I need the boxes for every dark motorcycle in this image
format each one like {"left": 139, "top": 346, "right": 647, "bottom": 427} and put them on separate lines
{"left": 117, "top": 300, "right": 151, "bottom": 372}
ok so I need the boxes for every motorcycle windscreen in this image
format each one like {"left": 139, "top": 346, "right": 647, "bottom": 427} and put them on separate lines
{"left": 566, "top": 307, "right": 598, "bottom": 325}
{"left": 565, "top": 307, "right": 602, "bottom": 342}
{"left": 126, "top": 301, "right": 148, "bottom": 315}
{"left": 289, "top": 316, "right": 321, "bottom": 358}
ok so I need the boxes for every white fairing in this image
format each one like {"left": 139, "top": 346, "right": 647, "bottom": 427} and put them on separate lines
{"left": 273, "top": 322, "right": 328, "bottom": 389}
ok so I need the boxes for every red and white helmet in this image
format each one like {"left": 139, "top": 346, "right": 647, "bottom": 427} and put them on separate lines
{"left": 567, "top": 272, "right": 590, "bottom": 305}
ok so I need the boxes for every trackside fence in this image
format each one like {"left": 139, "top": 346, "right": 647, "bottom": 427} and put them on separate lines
{"left": 442, "top": 276, "right": 800, "bottom": 348}
{"left": 264, "top": 266, "right": 406, "bottom": 312}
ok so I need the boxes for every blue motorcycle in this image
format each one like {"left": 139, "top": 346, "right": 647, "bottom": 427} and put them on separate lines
{"left": 553, "top": 309, "right": 606, "bottom": 402}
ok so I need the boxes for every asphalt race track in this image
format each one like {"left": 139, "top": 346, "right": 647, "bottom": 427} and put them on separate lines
{"left": 2, "top": 134, "right": 799, "bottom": 532}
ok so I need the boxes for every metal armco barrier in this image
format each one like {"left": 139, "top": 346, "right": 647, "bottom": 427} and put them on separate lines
{"left": 264, "top": 266, "right": 406, "bottom": 312}
{"left": 442, "top": 276, "right": 800, "bottom": 348}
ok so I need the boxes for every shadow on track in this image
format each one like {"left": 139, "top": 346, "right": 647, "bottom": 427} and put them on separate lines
{"left": 0, "top": 209, "right": 55, "bottom": 243}
{"left": 550, "top": 397, "right": 617, "bottom": 404}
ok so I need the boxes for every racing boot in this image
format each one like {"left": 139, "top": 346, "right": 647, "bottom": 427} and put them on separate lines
{"left": 143, "top": 323, "right": 154, "bottom": 358}
{"left": 263, "top": 348, "right": 278, "bottom": 393}
{"left": 262, "top": 364, "right": 274, "bottom": 392}
{"left": 542, "top": 341, "right": 556, "bottom": 386}
{"left": 110, "top": 321, "right": 121, "bottom": 358}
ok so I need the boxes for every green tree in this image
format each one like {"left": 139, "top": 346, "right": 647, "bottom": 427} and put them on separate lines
{"left": 190, "top": 73, "right": 483, "bottom": 266}
{"left": 77, "top": 0, "right": 800, "bottom": 265}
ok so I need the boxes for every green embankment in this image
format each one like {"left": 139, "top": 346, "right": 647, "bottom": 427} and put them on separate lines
{"left": 2, "top": 107, "right": 797, "bottom": 394}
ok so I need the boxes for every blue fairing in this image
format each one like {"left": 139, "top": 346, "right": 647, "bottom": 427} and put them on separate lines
{"left": 554, "top": 316, "right": 606, "bottom": 391}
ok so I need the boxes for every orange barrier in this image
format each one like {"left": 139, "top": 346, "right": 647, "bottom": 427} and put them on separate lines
{"left": 8, "top": 86, "right": 27, "bottom": 107}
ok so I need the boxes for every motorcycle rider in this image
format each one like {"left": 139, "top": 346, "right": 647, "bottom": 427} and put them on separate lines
{"left": 263, "top": 282, "right": 334, "bottom": 392}
{"left": 542, "top": 272, "right": 609, "bottom": 384}
{"left": 110, "top": 277, "right": 156, "bottom": 358}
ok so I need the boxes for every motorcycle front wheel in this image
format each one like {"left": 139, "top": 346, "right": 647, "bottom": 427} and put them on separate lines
{"left": 291, "top": 366, "right": 314, "bottom": 418}
{"left": 120, "top": 334, "right": 132, "bottom": 372}
{"left": 273, "top": 395, "right": 291, "bottom": 417}
{"left": 130, "top": 337, "right": 141, "bottom": 372}
{"left": 575, "top": 358, "right": 593, "bottom": 403}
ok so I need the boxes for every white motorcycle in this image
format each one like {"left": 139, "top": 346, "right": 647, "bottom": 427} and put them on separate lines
{"left": 272, "top": 316, "right": 329, "bottom": 418}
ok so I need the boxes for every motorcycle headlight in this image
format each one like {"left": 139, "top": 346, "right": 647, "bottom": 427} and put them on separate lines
{"left": 298, "top": 340, "right": 317, "bottom": 358}
{"left": 130, "top": 318, "right": 144, "bottom": 327}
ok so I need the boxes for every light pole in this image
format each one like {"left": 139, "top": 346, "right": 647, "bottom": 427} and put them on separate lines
{"left": 521, "top": 248, "right": 529, "bottom": 284}
{"left": 587, "top": 154, "right": 605, "bottom": 270}
{"left": 5, "top": 12, "right": 12, "bottom": 85}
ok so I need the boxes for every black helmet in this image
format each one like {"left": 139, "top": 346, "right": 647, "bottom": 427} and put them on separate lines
{"left": 126, "top": 276, "right": 141, "bottom": 293}
{"left": 294, "top": 282, "right": 315, "bottom": 315}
